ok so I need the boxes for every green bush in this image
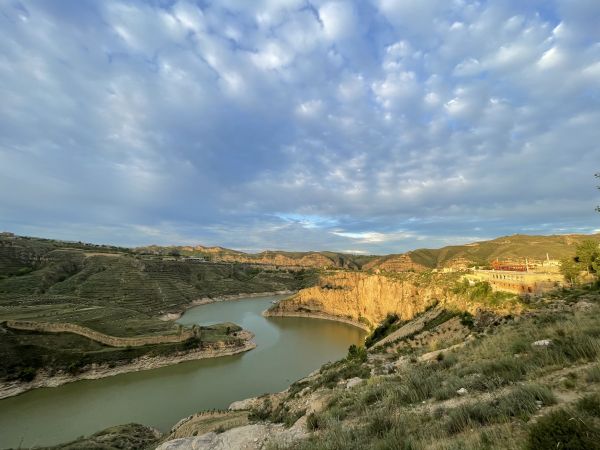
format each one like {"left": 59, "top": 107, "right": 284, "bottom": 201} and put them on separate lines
{"left": 367, "top": 410, "right": 395, "bottom": 437}
{"left": 526, "top": 409, "right": 600, "bottom": 450}
{"left": 446, "top": 384, "right": 555, "bottom": 434}
{"left": 459, "top": 312, "right": 475, "bottom": 328}
{"left": 306, "top": 412, "right": 324, "bottom": 431}
{"left": 446, "top": 402, "right": 493, "bottom": 434}
{"left": 464, "top": 356, "right": 528, "bottom": 390}
{"left": 576, "top": 393, "right": 600, "bottom": 418}
{"left": 17, "top": 366, "right": 37, "bottom": 382}
{"left": 586, "top": 365, "right": 600, "bottom": 383}
{"left": 365, "top": 314, "right": 400, "bottom": 347}
{"left": 249, "top": 398, "right": 272, "bottom": 422}
{"left": 347, "top": 344, "right": 367, "bottom": 362}
{"left": 385, "top": 366, "right": 442, "bottom": 405}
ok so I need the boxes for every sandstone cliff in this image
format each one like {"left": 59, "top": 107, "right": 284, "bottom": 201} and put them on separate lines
{"left": 363, "top": 254, "right": 428, "bottom": 272}
{"left": 218, "top": 251, "right": 339, "bottom": 269}
{"left": 267, "top": 271, "right": 522, "bottom": 328}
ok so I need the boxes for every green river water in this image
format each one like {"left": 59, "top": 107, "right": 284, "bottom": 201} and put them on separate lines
{"left": 0, "top": 295, "right": 365, "bottom": 448}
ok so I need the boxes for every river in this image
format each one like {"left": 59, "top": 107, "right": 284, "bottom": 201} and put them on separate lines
{"left": 0, "top": 295, "right": 365, "bottom": 448}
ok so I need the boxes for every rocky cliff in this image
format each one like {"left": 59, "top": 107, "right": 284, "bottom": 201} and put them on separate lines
{"left": 362, "top": 254, "right": 428, "bottom": 272}
{"left": 218, "top": 251, "right": 340, "bottom": 268}
{"left": 267, "top": 271, "right": 522, "bottom": 328}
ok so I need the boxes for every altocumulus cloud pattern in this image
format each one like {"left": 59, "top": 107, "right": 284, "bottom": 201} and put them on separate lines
{"left": 0, "top": 0, "right": 599, "bottom": 253}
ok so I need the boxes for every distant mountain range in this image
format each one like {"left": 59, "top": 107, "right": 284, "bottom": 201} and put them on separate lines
{"left": 2, "top": 231, "right": 599, "bottom": 273}
{"left": 133, "top": 232, "right": 600, "bottom": 271}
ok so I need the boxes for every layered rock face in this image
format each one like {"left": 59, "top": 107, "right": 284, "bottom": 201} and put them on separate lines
{"left": 268, "top": 271, "right": 522, "bottom": 328}
{"left": 219, "top": 252, "right": 338, "bottom": 268}
{"left": 362, "top": 254, "right": 428, "bottom": 273}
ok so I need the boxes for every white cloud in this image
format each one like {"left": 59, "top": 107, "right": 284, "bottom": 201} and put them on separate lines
{"left": 453, "top": 58, "right": 482, "bottom": 77}
{"left": 318, "top": 2, "right": 357, "bottom": 41}
{"left": 331, "top": 231, "right": 415, "bottom": 244}
{"left": 251, "top": 41, "right": 292, "bottom": 70}
{"left": 0, "top": 0, "right": 599, "bottom": 254}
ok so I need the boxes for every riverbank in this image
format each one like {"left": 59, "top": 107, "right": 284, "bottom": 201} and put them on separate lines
{"left": 263, "top": 309, "right": 371, "bottom": 332}
{"left": 0, "top": 330, "right": 256, "bottom": 400}
{"left": 161, "top": 290, "right": 296, "bottom": 321}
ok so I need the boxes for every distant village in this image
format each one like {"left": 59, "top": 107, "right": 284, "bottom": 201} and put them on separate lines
{"left": 462, "top": 255, "right": 564, "bottom": 296}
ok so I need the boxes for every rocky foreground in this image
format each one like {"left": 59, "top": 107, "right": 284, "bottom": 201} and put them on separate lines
{"left": 42, "top": 284, "right": 600, "bottom": 450}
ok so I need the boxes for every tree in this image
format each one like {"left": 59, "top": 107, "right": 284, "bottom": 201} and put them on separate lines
{"left": 560, "top": 240, "right": 600, "bottom": 285}
{"left": 560, "top": 256, "right": 581, "bottom": 286}
{"left": 575, "top": 240, "right": 600, "bottom": 275}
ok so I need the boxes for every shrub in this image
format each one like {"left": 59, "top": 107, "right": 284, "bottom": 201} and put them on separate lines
{"left": 495, "top": 384, "right": 555, "bottom": 420}
{"left": 550, "top": 335, "right": 598, "bottom": 362}
{"left": 385, "top": 366, "right": 442, "bottom": 405}
{"left": 446, "top": 384, "right": 555, "bottom": 434}
{"left": 17, "top": 366, "right": 37, "bottom": 382}
{"left": 367, "top": 410, "right": 395, "bottom": 437}
{"left": 459, "top": 312, "right": 475, "bottom": 328}
{"left": 435, "top": 352, "right": 458, "bottom": 370}
{"left": 249, "top": 398, "right": 272, "bottom": 421}
{"left": 347, "top": 344, "right": 367, "bottom": 362}
{"left": 361, "top": 383, "right": 388, "bottom": 406}
{"left": 446, "top": 403, "right": 497, "bottom": 434}
{"left": 586, "top": 365, "right": 600, "bottom": 383}
{"left": 464, "top": 356, "right": 528, "bottom": 390}
{"left": 306, "top": 412, "right": 324, "bottom": 431}
{"left": 526, "top": 409, "right": 600, "bottom": 450}
{"left": 576, "top": 393, "right": 600, "bottom": 418}
{"left": 365, "top": 314, "right": 400, "bottom": 348}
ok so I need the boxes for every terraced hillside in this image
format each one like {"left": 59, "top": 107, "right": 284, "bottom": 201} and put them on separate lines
{"left": 134, "top": 244, "right": 377, "bottom": 269}
{"left": 0, "top": 235, "right": 317, "bottom": 386}
{"left": 0, "top": 236, "right": 316, "bottom": 331}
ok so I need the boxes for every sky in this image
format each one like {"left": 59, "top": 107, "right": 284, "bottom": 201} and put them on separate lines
{"left": 0, "top": 0, "right": 599, "bottom": 254}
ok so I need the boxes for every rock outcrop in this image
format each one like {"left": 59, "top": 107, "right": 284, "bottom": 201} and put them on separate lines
{"left": 267, "top": 271, "right": 522, "bottom": 328}
{"left": 363, "top": 254, "right": 428, "bottom": 272}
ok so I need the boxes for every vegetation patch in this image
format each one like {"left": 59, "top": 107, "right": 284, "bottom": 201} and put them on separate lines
{"left": 365, "top": 314, "right": 401, "bottom": 348}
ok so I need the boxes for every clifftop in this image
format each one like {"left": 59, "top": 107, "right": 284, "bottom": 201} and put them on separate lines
{"left": 267, "top": 271, "right": 523, "bottom": 329}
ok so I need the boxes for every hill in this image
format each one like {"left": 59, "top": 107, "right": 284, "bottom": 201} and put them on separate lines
{"left": 366, "top": 233, "right": 600, "bottom": 272}
{"left": 134, "top": 244, "right": 376, "bottom": 270}
{"left": 136, "top": 232, "right": 600, "bottom": 273}
{"left": 0, "top": 234, "right": 316, "bottom": 389}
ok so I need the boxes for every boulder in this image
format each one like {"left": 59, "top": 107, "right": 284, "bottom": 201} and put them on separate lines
{"left": 345, "top": 377, "right": 363, "bottom": 389}
{"left": 531, "top": 339, "right": 552, "bottom": 347}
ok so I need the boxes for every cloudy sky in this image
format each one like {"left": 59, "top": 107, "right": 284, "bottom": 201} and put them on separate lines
{"left": 1, "top": 0, "right": 599, "bottom": 254}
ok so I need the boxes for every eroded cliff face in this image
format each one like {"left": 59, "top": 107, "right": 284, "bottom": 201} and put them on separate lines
{"left": 219, "top": 252, "right": 337, "bottom": 268}
{"left": 268, "top": 271, "right": 522, "bottom": 328}
{"left": 362, "top": 254, "right": 428, "bottom": 273}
